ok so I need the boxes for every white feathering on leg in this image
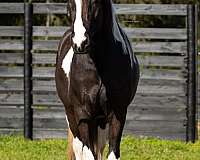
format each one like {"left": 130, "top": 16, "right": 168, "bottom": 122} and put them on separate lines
{"left": 108, "top": 151, "right": 120, "bottom": 160}
{"left": 73, "top": 137, "right": 83, "bottom": 160}
{"left": 82, "top": 145, "right": 95, "bottom": 160}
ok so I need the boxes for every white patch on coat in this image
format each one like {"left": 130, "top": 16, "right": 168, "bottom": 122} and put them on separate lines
{"left": 108, "top": 151, "right": 120, "bottom": 160}
{"left": 65, "top": 115, "right": 69, "bottom": 126}
{"left": 73, "top": 0, "right": 86, "bottom": 47}
{"left": 83, "top": 145, "right": 95, "bottom": 160}
{"left": 61, "top": 47, "right": 74, "bottom": 78}
{"left": 73, "top": 137, "right": 83, "bottom": 160}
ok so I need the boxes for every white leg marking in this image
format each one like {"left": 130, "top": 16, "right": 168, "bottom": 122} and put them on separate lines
{"left": 108, "top": 151, "right": 120, "bottom": 160}
{"left": 72, "top": 137, "right": 95, "bottom": 160}
{"left": 62, "top": 47, "right": 74, "bottom": 78}
{"left": 73, "top": 137, "right": 83, "bottom": 160}
{"left": 83, "top": 145, "right": 95, "bottom": 160}
{"left": 73, "top": 0, "right": 86, "bottom": 47}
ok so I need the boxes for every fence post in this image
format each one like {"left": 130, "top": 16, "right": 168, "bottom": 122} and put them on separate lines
{"left": 186, "top": 4, "right": 198, "bottom": 142}
{"left": 24, "top": 2, "right": 33, "bottom": 140}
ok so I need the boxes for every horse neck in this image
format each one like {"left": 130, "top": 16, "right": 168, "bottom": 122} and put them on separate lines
{"left": 92, "top": 3, "right": 117, "bottom": 48}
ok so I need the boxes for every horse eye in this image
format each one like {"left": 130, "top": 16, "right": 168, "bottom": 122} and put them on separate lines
{"left": 92, "top": 1, "right": 102, "bottom": 10}
{"left": 92, "top": 0, "right": 101, "bottom": 5}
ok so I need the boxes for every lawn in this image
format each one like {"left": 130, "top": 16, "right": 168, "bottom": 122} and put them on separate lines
{"left": 0, "top": 135, "right": 200, "bottom": 160}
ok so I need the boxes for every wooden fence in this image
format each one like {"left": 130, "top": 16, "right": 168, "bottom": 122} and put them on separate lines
{"left": 0, "top": 3, "right": 198, "bottom": 141}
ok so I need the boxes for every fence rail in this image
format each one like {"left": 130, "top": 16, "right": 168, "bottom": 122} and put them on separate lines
{"left": 0, "top": 3, "right": 198, "bottom": 141}
{"left": 0, "top": 26, "right": 187, "bottom": 40}
{"left": 0, "top": 3, "right": 187, "bottom": 15}
{"left": 0, "top": 40, "right": 187, "bottom": 53}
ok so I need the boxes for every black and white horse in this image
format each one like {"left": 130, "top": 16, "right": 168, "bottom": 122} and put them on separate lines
{"left": 55, "top": 0, "right": 139, "bottom": 159}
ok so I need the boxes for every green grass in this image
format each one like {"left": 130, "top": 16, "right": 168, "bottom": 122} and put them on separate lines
{"left": 0, "top": 136, "right": 67, "bottom": 160}
{"left": 0, "top": 135, "right": 200, "bottom": 160}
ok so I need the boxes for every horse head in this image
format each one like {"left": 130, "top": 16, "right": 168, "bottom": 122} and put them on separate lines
{"left": 67, "top": 0, "right": 111, "bottom": 53}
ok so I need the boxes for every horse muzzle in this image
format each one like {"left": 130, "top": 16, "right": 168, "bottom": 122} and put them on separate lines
{"left": 72, "top": 34, "right": 90, "bottom": 54}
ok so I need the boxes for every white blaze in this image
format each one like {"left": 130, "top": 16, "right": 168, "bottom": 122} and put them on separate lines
{"left": 62, "top": 47, "right": 74, "bottom": 78}
{"left": 108, "top": 151, "right": 120, "bottom": 160}
{"left": 73, "top": 0, "right": 86, "bottom": 47}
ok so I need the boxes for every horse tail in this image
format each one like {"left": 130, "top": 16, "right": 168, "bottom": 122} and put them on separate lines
{"left": 67, "top": 128, "right": 75, "bottom": 160}
{"left": 92, "top": 125, "right": 108, "bottom": 160}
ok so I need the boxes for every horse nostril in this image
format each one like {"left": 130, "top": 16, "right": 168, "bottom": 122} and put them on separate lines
{"left": 72, "top": 39, "right": 89, "bottom": 53}
{"left": 72, "top": 43, "right": 84, "bottom": 53}
{"left": 72, "top": 43, "right": 77, "bottom": 50}
{"left": 77, "top": 46, "right": 82, "bottom": 52}
{"left": 82, "top": 39, "right": 90, "bottom": 50}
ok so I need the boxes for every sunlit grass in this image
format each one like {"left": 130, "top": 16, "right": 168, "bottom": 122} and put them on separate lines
{"left": 0, "top": 135, "right": 200, "bottom": 160}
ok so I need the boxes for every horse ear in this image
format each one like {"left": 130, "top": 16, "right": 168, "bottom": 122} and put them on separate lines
{"left": 67, "top": 0, "right": 73, "bottom": 25}
{"left": 67, "top": 0, "right": 71, "bottom": 17}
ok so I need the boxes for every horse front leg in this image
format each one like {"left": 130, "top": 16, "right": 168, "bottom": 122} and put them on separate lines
{"left": 108, "top": 111, "right": 126, "bottom": 160}
{"left": 73, "top": 121, "right": 95, "bottom": 160}
{"left": 67, "top": 128, "right": 75, "bottom": 160}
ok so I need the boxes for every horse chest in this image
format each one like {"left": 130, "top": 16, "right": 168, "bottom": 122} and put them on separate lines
{"left": 68, "top": 54, "right": 105, "bottom": 110}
